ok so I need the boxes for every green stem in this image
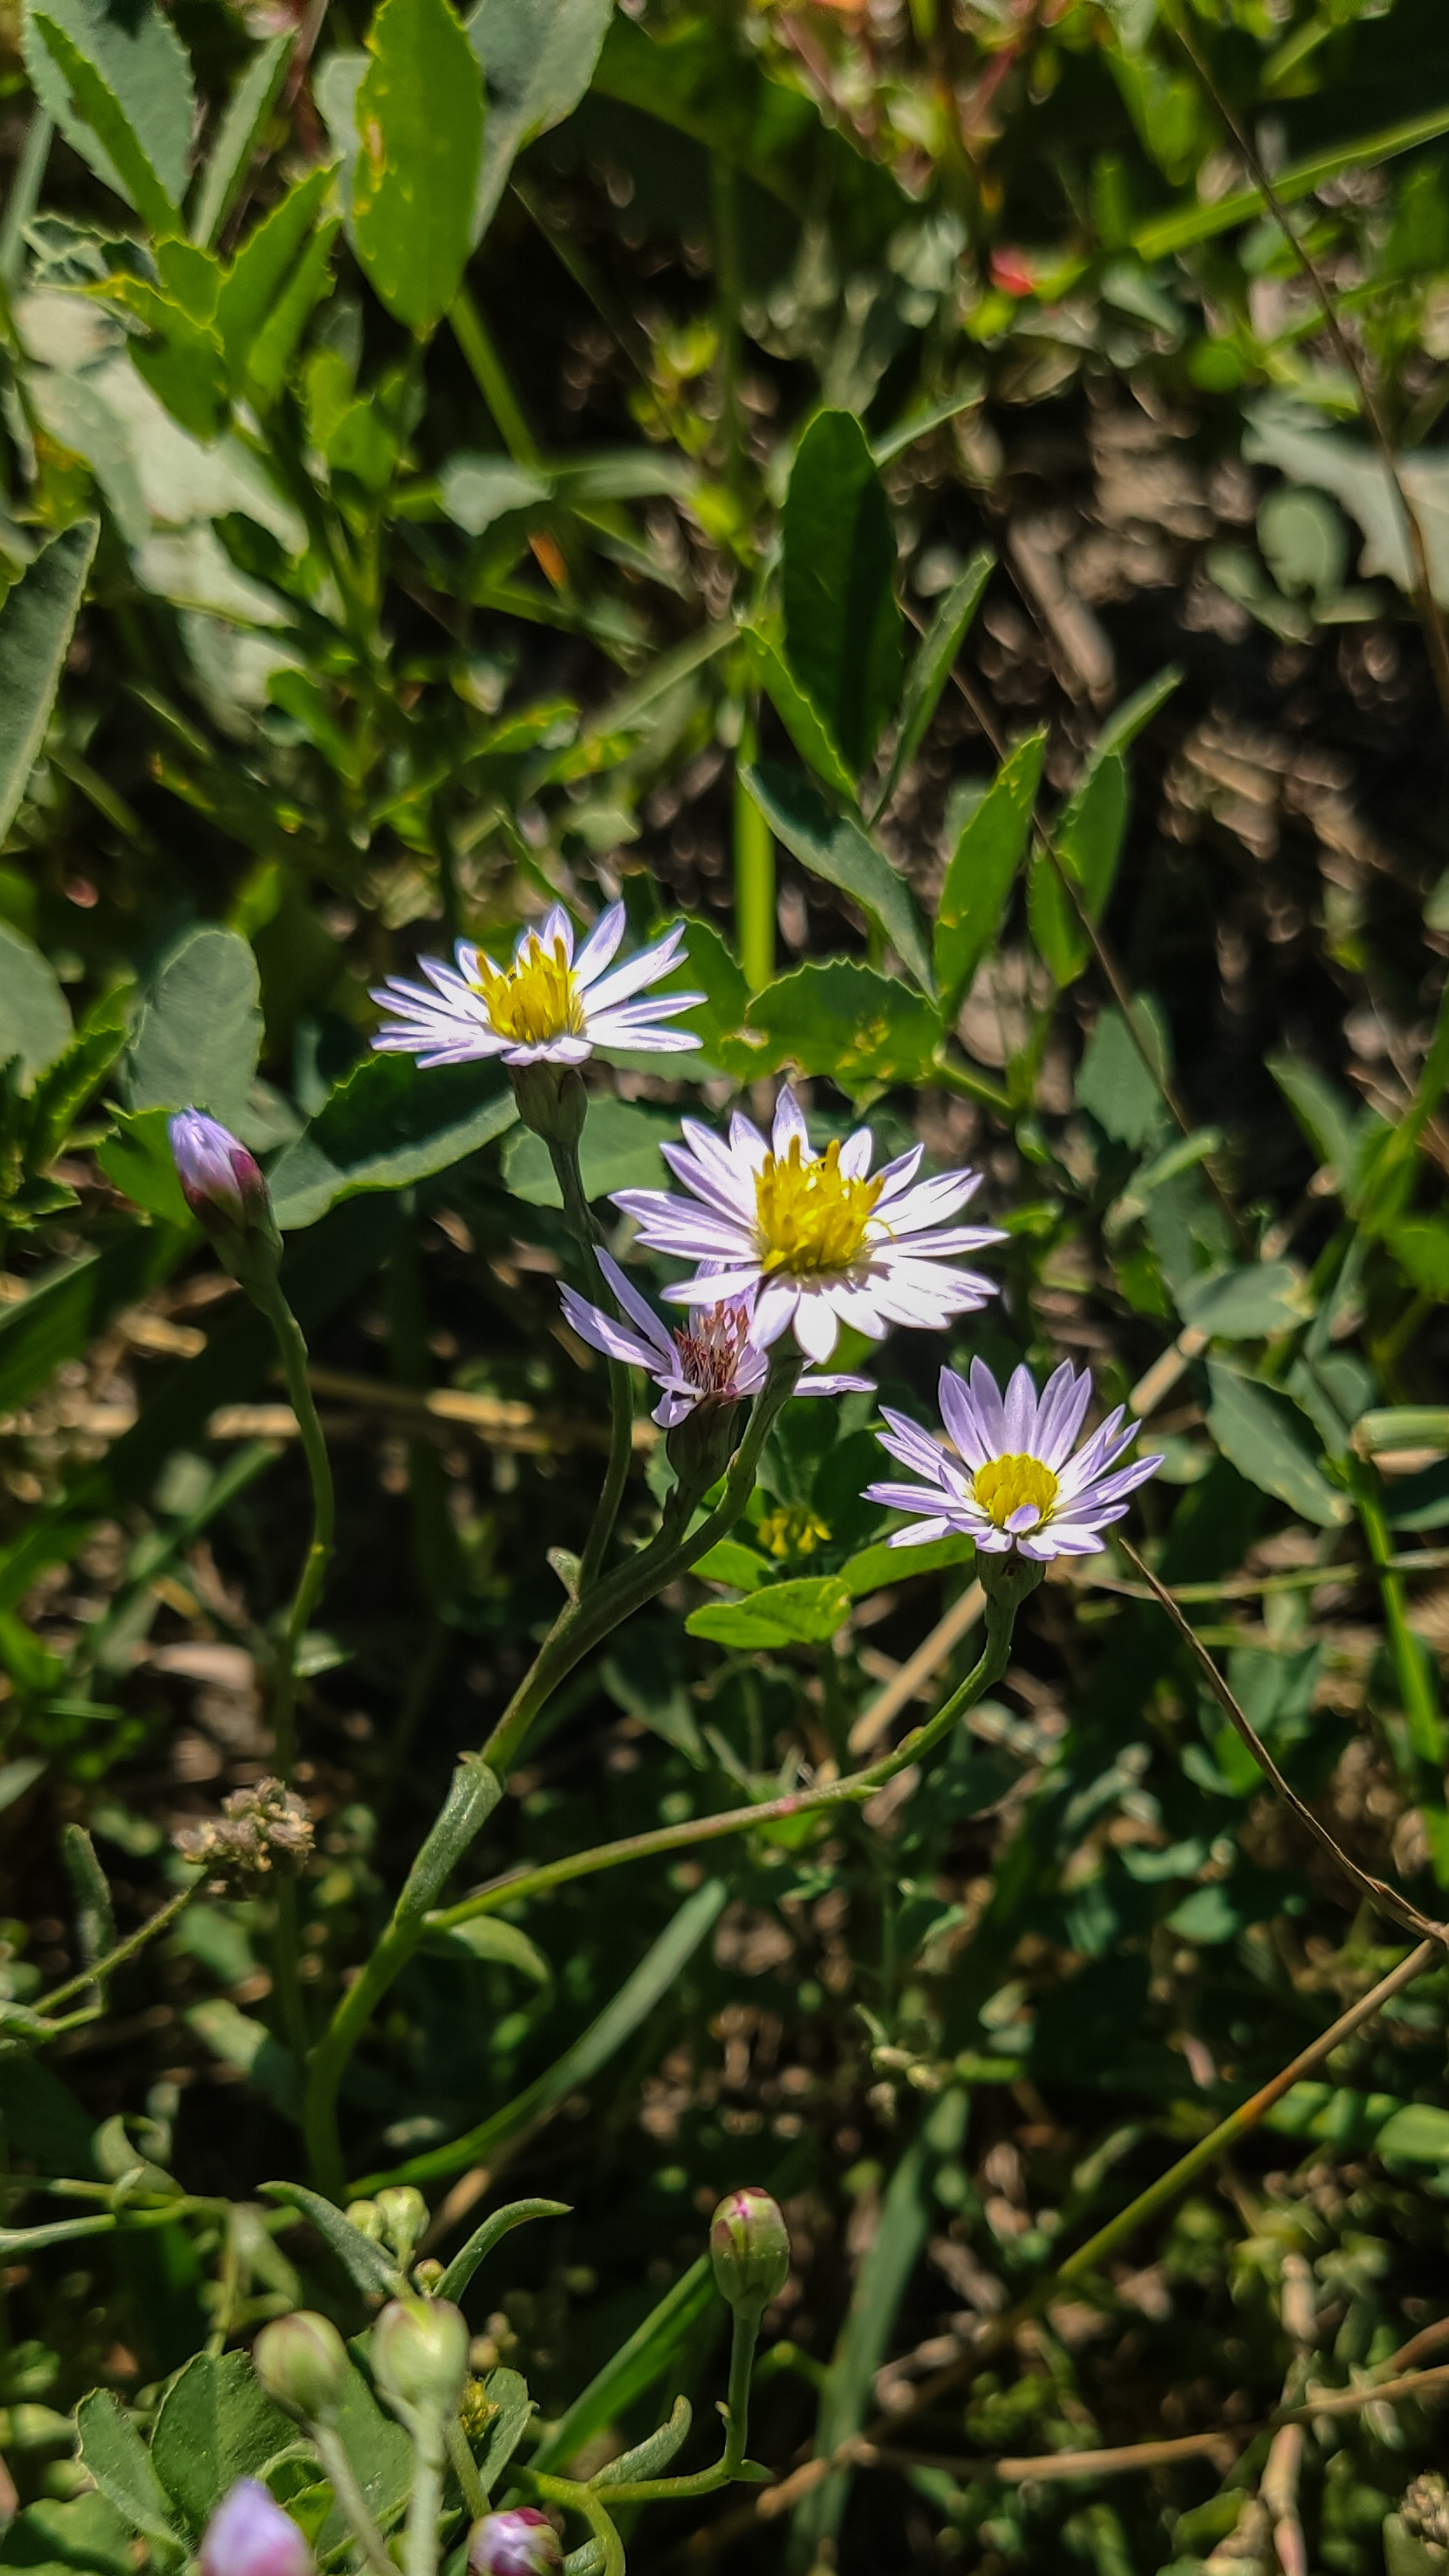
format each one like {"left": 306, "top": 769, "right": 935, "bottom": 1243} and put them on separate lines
{"left": 450, "top": 284, "right": 542, "bottom": 468}
{"left": 435, "top": 1584, "right": 1022, "bottom": 1931}
{"left": 312, "top": 2425, "right": 398, "bottom": 2576}
{"left": 549, "top": 1141, "right": 633, "bottom": 1593}
{"left": 36, "top": 1881, "right": 198, "bottom": 2018}
{"left": 599, "top": 2308, "right": 760, "bottom": 2504}
{"left": 447, "top": 2416, "right": 488, "bottom": 2518}
{"left": 405, "top": 2430, "right": 445, "bottom": 2576}
{"left": 735, "top": 709, "right": 774, "bottom": 994}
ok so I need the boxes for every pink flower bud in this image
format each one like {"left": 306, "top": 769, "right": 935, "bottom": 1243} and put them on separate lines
{"left": 201, "top": 2482, "right": 313, "bottom": 2576}
{"left": 466, "top": 2509, "right": 563, "bottom": 2576}
{"left": 708, "top": 2187, "right": 790, "bottom": 2318}
{"left": 168, "top": 1111, "right": 280, "bottom": 1290}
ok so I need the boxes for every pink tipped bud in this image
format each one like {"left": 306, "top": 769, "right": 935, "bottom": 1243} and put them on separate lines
{"left": 201, "top": 2482, "right": 313, "bottom": 2576}
{"left": 708, "top": 2187, "right": 790, "bottom": 2319}
{"left": 168, "top": 1110, "right": 280, "bottom": 1288}
{"left": 466, "top": 2510, "right": 563, "bottom": 2576}
{"left": 252, "top": 2311, "right": 349, "bottom": 2422}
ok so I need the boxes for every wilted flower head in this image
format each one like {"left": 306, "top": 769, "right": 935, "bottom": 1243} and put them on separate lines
{"left": 867, "top": 1358, "right": 1162, "bottom": 1562}
{"left": 169, "top": 1110, "right": 279, "bottom": 1288}
{"left": 560, "top": 1250, "right": 870, "bottom": 1428}
{"left": 370, "top": 902, "right": 701, "bottom": 1070}
{"left": 174, "top": 1778, "right": 313, "bottom": 1881}
{"left": 200, "top": 2482, "right": 312, "bottom": 2576}
{"left": 614, "top": 1086, "right": 1001, "bottom": 1362}
{"left": 467, "top": 2511, "right": 563, "bottom": 2576}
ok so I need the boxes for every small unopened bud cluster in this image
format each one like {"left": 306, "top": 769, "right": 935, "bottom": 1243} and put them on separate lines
{"left": 1404, "top": 2477, "right": 1449, "bottom": 2553}
{"left": 174, "top": 1778, "right": 313, "bottom": 1883}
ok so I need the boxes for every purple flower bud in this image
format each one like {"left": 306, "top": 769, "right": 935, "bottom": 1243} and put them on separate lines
{"left": 168, "top": 1110, "right": 280, "bottom": 1289}
{"left": 201, "top": 2481, "right": 313, "bottom": 2576}
{"left": 466, "top": 2509, "right": 563, "bottom": 2576}
{"left": 708, "top": 2187, "right": 790, "bottom": 2319}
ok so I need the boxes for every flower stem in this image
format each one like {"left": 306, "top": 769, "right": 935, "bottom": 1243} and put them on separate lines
{"left": 404, "top": 2430, "right": 445, "bottom": 2576}
{"left": 735, "top": 709, "right": 774, "bottom": 993}
{"left": 312, "top": 2425, "right": 398, "bottom": 2576}
{"left": 548, "top": 1140, "right": 634, "bottom": 1592}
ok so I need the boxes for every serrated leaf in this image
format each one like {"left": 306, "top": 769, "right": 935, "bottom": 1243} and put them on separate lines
{"left": 126, "top": 928, "right": 263, "bottom": 1134}
{"left": 266, "top": 1053, "right": 517, "bottom": 1230}
{"left": 687, "top": 1575, "right": 852, "bottom": 1648}
{"left": 24, "top": 997, "right": 131, "bottom": 1171}
{"left": 191, "top": 33, "right": 294, "bottom": 248}
{"left": 352, "top": 0, "right": 483, "bottom": 335}
{"left": 742, "top": 763, "right": 933, "bottom": 993}
{"left": 935, "top": 730, "right": 1045, "bottom": 1016}
{"left": 874, "top": 549, "right": 994, "bottom": 824}
{"left": 149, "top": 2353, "right": 294, "bottom": 2535}
{"left": 244, "top": 219, "right": 341, "bottom": 407}
{"left": 782, "top": 410, "right": 902, "bottom": 778}
{"left": 215, "top": 164, "right": 336, "bottom": 384}
{"left": 0, "top": 926, "right": 72, "bottom": 1088}
{"left": 0, "top": 519, "right": 98, "bottom": 850}
{"left": 742, "top": 959, "right": 942, "bottom": 1095}
{"left": 75, "top": 2390, "right": 181, "bottom": 2550}
{"left": 24, "top": 0, "right": 193, "bottom": 230}
{"left": 743, "top": 616, "right": 854, "bottom": 800}
{"left": 1205, "top": 1360, "right": 1350, "bottom": 1527}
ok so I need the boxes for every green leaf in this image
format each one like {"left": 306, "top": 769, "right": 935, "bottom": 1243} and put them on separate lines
{"left": 439, "top": 456, "right": 550, "bottom": 534}
{"left": 873, "top": 548, "right": 993, "bottom": 824}
{"left": 126, "top": 928, "right": 263, "bottom": 1134}
{"left": 191, "top": 32, "right": 294, "bottom": 248}
{"left": 0, "top": 1225, "right": 186, "bottom": 1417}
{"left": 435, "top": 2199, "right": 569, "bottom": 2305}
{"left": 1029, "top": 669, "right": 1179, "bottom": 987}
{"left": 24, "top": 0, "right": 193, "bottom": 230}
{"left": 427, "top": 1916, "right": 551, "bottom": 1983}
{"left": 839, "top": 1532, "right": 975, "bottom": 1598}
{"left": 75, "top": 2392, "right": 181, "bottom": 2552}
{"left": 1389, "top": 1217, "right": 1449, "bottom": 1299}
{"left": 595, "top": 2394, "right": 694, "bottom": 2487}
{"left": 473, "top": 2367, "right": 532, "bottom": 2493}
{"left": 782, "top": 410, "right": 902, "bottom": 778}
{"left": 1076, "top": 1003, "right": 1171, "bottom": 1148}
{"left": 689, "top": 1538, "right": 767, "bottom": 1592}
{"left": 0, "top": 520, "right": 98, "bottom": 849}
{"left": 529, "top": 2260, "right": 716, "bottom": 2477}
{"left": 267, "top": 1053, "right": 517, "bottom": 1230}
{"left": 215, "top": 164, "right": 336, "bottom": 384}
{"left": 94, "top": 1108, "right": 194, "bottom": 1230}
{"left": 24, "top": 995, "right": 131, "bottom": 1170}
{"left": 60, "top": 1825, "right": 114, "bottom": 1990}
{"left": 467, "top": 0, "right": 616, "bottom": 244}
{"left": 244, "top": 219, "right": 341, "bottom": 408}
{"left": 687, "top": 1575, "right": 852, "bottom": 1648}
{"left": 502, "top": 1096, "right": 675, "bottom": 1207}
{"left": 742, "top": 763, "right": 933, "bottom": 994}
{"left": 0, "top": 2490, "right": 137, "bottom": 2576}
{"left": 1178, "top": 1262, "right": 1312, "bottom": 1340}
{"left": 358, "top": 1879, "right": 728, "bottom": 2192}
{"left": 352, "top": 0, "right": 483, "bottom": 335}
{"left": 742, "top": 616, "right": 855, "bottom": 800}
{"left": 259, "top": 2183, "right": 401, "bottom": 2300}
{"left": 148, "top": 2353, "right": 294, "bottom": 2535}
{"left": 934, "top": 730, "right": 1045, "bottom": 1016}
{"left": 742, "top": 960, "right": 942, "bottom": 1095}
{"left": 0, "top": 927, "right": 72, "bottom": 1087}
{"left": 1205, "top": 1360, "right": 1350, "bottom": 1528}
{"left": 319, "top": 2360, "right": 413, "bottom": 2548}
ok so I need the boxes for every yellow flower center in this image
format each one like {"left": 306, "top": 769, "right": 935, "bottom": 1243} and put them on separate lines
{"left": 973, "top": 1454, "right": 1059, "bottom": 1531}
{"left": 755, "top": 1138, "right": 883, "bottom": 1278}
{"left": 757, "top": 1504, "right": 831, "bottom": 1561}
{"left": 472, "top": 935, "right": 583, "bottom": 1046}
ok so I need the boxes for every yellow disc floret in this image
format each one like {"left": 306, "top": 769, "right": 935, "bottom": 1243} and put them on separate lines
{"left": 472, "top": 935, "right": 583, "bottom": 1046}
{"left": 755, "top": 1138, "right": 883, "bottom": 1278}
{"left": 756, "top": 1503, "right": 831, "bottom": 1561}
{"left": 972, "top": 1454, "right": 1059, "bottom": 1530}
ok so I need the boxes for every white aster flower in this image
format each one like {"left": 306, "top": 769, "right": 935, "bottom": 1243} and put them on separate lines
{"left": 370, "top": 902, "right": 702, "bottom": 1068}
{"left": 866, "top": 1357, "right": 1163, "bottom": 1561}
{"left": 612, "top": 1086, "right": 1001, "bottom": 1364}
{"left": 560, "top": 1250, "right": 871, "bottom": 1428}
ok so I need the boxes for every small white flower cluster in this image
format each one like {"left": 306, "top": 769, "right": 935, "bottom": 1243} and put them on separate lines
{"left": 369, "top": 905, "right": 1162, "bottom": 1562}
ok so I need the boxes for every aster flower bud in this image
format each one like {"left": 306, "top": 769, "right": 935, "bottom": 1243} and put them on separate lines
{"left": 168, "top": 1110, "right": 281, "bottom": 1295}
{"left": 372, "top": 2295, "right": 468, "bottom": 2422}
{"left": 708, "top": 2188, "right": 789, "bottom": 2319}
{"left": 374, "top": 2186, "right": 428, "bottom": 2266}
{"left": 252, "top": 2312, "right": 349, "bottom": 2424}
{"left": 466, "top": 2510, "right": 563, "bottom": 2576}
{"left": 509, "top": 1059, "right": 587, "bottom": 1148}
{"left": 201, "top": 2481, "right": 313, "bottom": 2576}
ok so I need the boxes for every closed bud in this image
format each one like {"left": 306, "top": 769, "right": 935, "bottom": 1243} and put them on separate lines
{"left": 509, "top": 1061, "right": 586, "bottom": 1149}
{"left": 466, "top": 2510, "right": 563, "bottom": 2576}
{"left": 375, "top": 2186, "right": 428, "bottom": 2265}
{"left": 372, "top": 2295, "right": 468, "bottom": 2420}
{"left": 708, "top": 2188, "right": 789, "bottom": 2319}
{"left": 253, "top": 2312, "right": 349, "bottom": 2424}
{"left": 345, "top": 2198, "right": 385, "bottom": 2244}
{"left": 201, "top": 2481, "right": 312, "bottom": 2576}
{"left": 168, "top": 1111, "right": 280, "bottom": 1295}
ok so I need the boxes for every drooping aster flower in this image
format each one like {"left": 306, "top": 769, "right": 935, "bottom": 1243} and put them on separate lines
{"left": 559, "top": 1250, "right": 870, "bottom": 1427}
{"left": 370, "top": 902, "right": 701, "bottom": 1068}
{"left": 866, "top": 1358, "right": 1163, "bottom": 1562}
{"left": 613, "top": 1086, "right": 1001, "bottom": 1364}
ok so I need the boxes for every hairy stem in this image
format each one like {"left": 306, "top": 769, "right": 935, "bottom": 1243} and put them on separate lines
{"left": 312, "top": 2425, "right": 398, "bottom": 2576}
{"left": 548, "top": 1140, "right": 633, "bottom": 1592}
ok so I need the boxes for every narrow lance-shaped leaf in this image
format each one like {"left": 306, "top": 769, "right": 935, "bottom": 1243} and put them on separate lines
{"left": 742, "top": 763, "right": 934, "bottom": 994}
{"left": 352, "top": 0, "right": 484, "bottom": 335}
{"left": 191, "top": 31, "right": 294, "bottom": 248}
{"left": 934, "top": 729, "right": 1046, "bottom": 1016}
{"left": 24, "top": 0, "right": 193, "bottom": 228}
{"left": 0, "top": 521, "right": 98, "bottom": 849}
{"left": 782, "top": 410, "right": 903, "bottom": 779}
{"left": 871, "top": 548, "right": 994, "bottom": 824}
